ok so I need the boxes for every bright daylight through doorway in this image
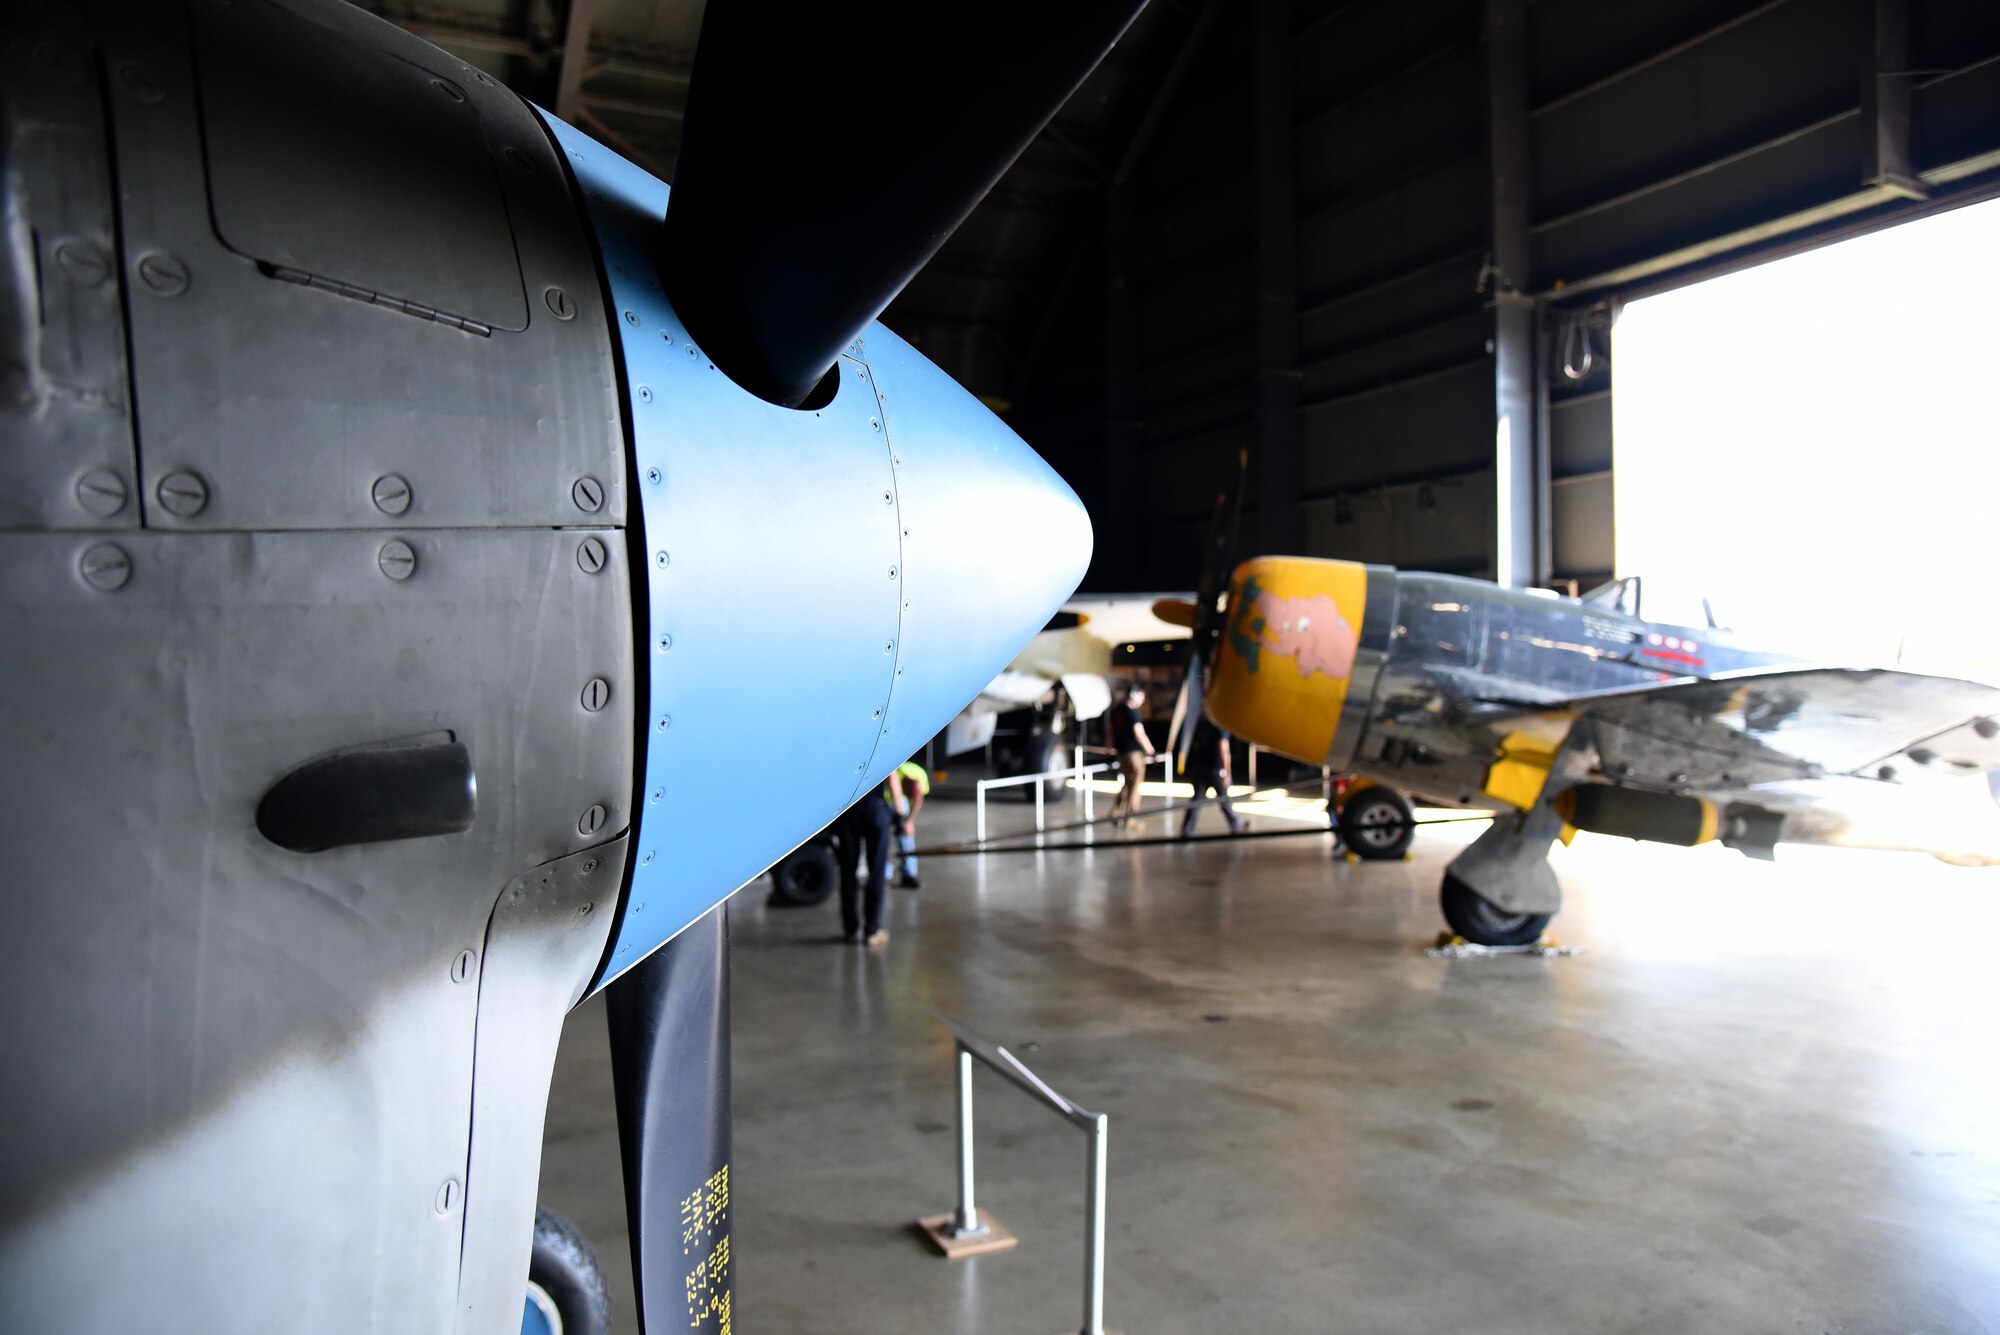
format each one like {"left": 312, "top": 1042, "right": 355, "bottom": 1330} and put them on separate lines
{"left": 1612, "top": 195, "right": 2000, "bottom": 685}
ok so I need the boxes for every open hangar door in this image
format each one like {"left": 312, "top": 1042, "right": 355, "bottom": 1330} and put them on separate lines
{"left": 1609, "top": 194, "right": 2000, "bottom": 680}
{"left": 1535, "top": 0, "right": 2000, "bottom": 597}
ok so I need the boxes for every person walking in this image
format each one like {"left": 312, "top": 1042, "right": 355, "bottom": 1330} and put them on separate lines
{"left": 1180, "top": 716, "right": 1245, "bottom": 838}
{"left": 1107, "top": 683, "right": 1155, "bottom": 829}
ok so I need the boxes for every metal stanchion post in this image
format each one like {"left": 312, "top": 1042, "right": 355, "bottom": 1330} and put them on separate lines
{"left": 1035, "top": 776, "right": 1045, "bottom": 832}
{"left": 954, "top": 1045, "right": 982, "bottom": 1237}
{"left": 1080, "top": 1112, "right": 1109, "bottom": 1335}
{"left": 976, "top": 780, "right": 987, "bottom": 843}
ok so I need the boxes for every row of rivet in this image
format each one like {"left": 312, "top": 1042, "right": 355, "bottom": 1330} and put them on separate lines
{"left": 58, "top": 467, "right": 609, "bottom": 523}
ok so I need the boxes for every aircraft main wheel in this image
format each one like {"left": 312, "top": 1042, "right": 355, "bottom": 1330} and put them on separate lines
{"left": 1440, "top": 872, "right": 1550, "bottom": 947}
{"left": 769, "top": 841, "right": 838, "bottom": 907}
{"left": 1010, "top": 731, "right": 1067, "bottom": 802}
{"left": 527, "top": 1205, "right": 611, "bottom": 1335}
{"left": 1338, "top": 787, "right": 1414, "bottom": 860}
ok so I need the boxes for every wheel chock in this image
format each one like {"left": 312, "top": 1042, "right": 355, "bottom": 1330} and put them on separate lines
{"left": 1424, "top": 932, "right": 1582, "bottom": 958}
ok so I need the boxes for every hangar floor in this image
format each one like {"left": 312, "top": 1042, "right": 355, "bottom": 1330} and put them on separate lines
{"left": 541, "top": 780, "right": 2000, "bottom": 1334}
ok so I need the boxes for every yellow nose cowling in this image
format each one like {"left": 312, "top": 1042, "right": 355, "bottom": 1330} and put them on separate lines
{"left": 1206, "top": 556, "right": 1369, "bottom": 765}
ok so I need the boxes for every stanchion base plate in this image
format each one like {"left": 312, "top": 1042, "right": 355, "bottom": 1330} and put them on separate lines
{"left": 914, "top": 1210, "right": 1018, "bottom": 1259}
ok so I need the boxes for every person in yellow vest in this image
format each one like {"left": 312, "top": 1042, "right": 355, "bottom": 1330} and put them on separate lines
{"left": 888, "top": 759, "right": 930, "bottom": 889}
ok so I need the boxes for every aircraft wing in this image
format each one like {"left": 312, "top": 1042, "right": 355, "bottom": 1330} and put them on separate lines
{"left": 1062, "top": 593, "right": 1194, "bottom": 645}
{"left": 1487, "top": 667, "right": 2000, "bottom": 791}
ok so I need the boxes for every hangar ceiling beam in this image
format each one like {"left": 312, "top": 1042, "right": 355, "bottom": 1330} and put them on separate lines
{"left": 1254, "top": 0, "right": 1302, "bottom": 555}
{"left": 1486, "top": 0, "right": 1541, "bottom": 588}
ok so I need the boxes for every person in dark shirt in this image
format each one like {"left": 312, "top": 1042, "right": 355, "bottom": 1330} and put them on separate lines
{"left": 1180, "top": 716, "right": 1244, "bottom": 837}
{"left": 1107, "top": 684, "right": 1154, "bottom": 828}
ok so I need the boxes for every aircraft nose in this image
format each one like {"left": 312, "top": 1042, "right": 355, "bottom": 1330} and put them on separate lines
{"left": 869, "top": 328, "right": 1093, "bottom": 756}
{"left": 1208, "top": 556, "right": 1371, "bottom": 766}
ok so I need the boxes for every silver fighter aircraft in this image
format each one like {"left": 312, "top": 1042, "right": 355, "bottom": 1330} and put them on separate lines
{"left": 1172, "top": 559, "right": 2000, "bottom": 945}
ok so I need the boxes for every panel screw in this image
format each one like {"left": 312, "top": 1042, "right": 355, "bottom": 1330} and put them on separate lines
{"left": 882, "top": 491, "right": 893, "bottom": 505}
{"left": 637, "top": 385, "right": 653, "bottom": 403}
{"left": 578, "top": 804, "right": 607, "bottom": 835}
{"left": 75, "top": 469, "right": 127, "bottom": 517}
{"left": 888, "top": 566, "right": 897, "bottom": 580}
{"left": 657, "top": 634, "right": 672, "bottom": 652}
{"left": 155, "top": 470, "right": 208, "bottom": 517}
{"left": 581, "top": 677, "right": 611, "bottom": 712}
{"left": 661, "top": 331, "right": 673, "bottom": 345}
{"left": 646, "top": 468, "right": 661, "bottom": 485}
{"left": 545, "top": 287, "right": 575, "bottom": 320}
{"left": 885, "top": 641, "right": 894, "bottom": 654}
{"left": 450, "top": 949, "right": 476, "bottom": 983}
{"left": 577, "top": 537, "right": 607, "bottom": 573}
{"left": 378, "top": 539, "right": 416, "bottom": 581}
{"left": 435, "top": 1178, "right": 461, "bottom": 1214}
{"left": 656, "top": 714, "right": 671, "bottom": 732}
{"left": 650, "top": 787, "right": 663, "bottom": 803}
{"left": 655, "top": 550, "right": 669, "bottom": 567}
{"left": 642, "top": 850, "right": 654, "bottom": 864}
{"left": 137, "top": 252, "right": 188, "bottom": 296}
{"left": 371, "top": 474, "right": 411, "bottom": 516}
{"left": 116, "top": 62, "right": 164, "bottom": 101}
{"left": 432, "top": 78, "right": 465, "bottom": 102}
{"left": 582, "top": 857, "right": 599, "bottom": 873}
{"left": 686, "top": 346, "right": 698, "bottom": 358}
{"left": 79, "top": 543, "right": 130, "bottom": 591}
{"left": 869, "top": 417, "right": 880, "bottom": 431}
{"left": 503, "top": 146, "right": 535, "bottom": 173}
{"left": 572, "top": 476, "right": 604, "bottom": 512}
{"left": 54, "top": 240, "right": 110, "bottom": 286}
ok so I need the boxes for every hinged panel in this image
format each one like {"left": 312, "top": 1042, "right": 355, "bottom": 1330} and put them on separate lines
{"left": 97, "top": 0, "right": 623, "bottom": 532}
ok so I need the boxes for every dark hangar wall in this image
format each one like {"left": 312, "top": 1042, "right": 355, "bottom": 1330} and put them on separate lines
{"left": 1010, "top": 0, "right": 2000, "bottom": 593}
{"left": 371, "top": 0, "right": 2000, "bottom": 595}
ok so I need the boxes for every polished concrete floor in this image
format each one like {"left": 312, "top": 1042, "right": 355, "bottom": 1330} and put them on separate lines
{"left": 540, "top": 778, "right": 2000, "bottom": 1333}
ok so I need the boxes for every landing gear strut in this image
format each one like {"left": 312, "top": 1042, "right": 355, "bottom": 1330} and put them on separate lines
{"left": 1437, "top": 803, "right": 1566, "bottom": 946}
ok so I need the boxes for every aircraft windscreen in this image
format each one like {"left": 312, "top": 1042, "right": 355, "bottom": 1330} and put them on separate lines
{"left": 1580, "top": 576, "right": 1725, "bottom": 630}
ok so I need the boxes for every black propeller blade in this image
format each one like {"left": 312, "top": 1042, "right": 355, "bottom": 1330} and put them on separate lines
{"left": 660, "top": 1, "right": 1149, "bottom": 407}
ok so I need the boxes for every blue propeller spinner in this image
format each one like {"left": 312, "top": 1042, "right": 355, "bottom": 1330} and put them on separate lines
{"left": 554, "top": 115, "right": 1092, "bottom": 984}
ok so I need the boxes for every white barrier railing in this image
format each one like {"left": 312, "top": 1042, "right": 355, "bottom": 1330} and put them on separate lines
{"left": 974, "top": 748, "right": 1178, "bottom": 843}
{"left": 916, "top": 1012, "right": 1115, "bottom": 1335}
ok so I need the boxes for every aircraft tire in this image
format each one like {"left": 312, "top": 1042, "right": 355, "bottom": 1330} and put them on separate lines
{"left": 769, "top": 841, "right": 838, "bottom": 907}
{"left": 1440, "top": 872, "right": 1550, "bottom": 947}
{"left": 1012, "top": 731, "right": 1066, "bottom": 802}
{"left": 1338, "top": 787, "right": 1415, "bottom": 860}
{"left": 529, "top": 1205, "right": 612, "bottom": 1335}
